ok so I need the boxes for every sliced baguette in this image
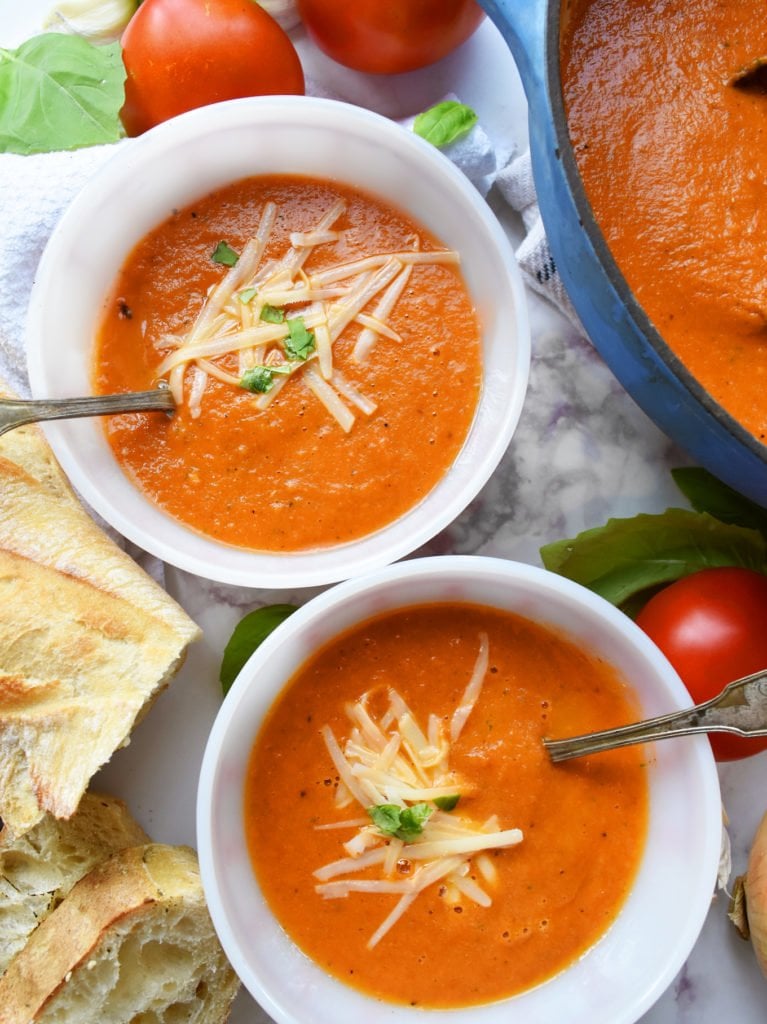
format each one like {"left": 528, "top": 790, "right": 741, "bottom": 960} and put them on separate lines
{"left": 0, "top": 793, "right": 150, "bottom": 975}
{"left": 0, "top": 407, "right": 201, "bottom": 843}
{"left": 0, "top": 843, "right": 240, "bottom": 1024}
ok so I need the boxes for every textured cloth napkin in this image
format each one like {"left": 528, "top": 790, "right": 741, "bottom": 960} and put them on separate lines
{"left": 495, "top": 150, "right": 582, "bottom": 328}
{"left": 0, "top": 140, "right": 129, "bottom": 397}
{"left": 0, "top": 106, "right": 577, "bottom": 400}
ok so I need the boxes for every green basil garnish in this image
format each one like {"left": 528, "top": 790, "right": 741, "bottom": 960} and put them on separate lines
{"left": 211, "top": 241, "right": 239, "bottom": 266}
{"left": 413, "top": 100, "right": 478, "bottom": 149}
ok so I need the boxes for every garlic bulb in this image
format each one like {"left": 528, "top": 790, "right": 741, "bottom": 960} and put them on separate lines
{"left": 42, "top": 0, "right": 138, "bottom": 43}
{"left": 256, "top": 0, "right": 301, "bottom": 31}
{"left": 729, "top": 811, "right": 767, "bottom": 976}
{"left": 746, "top": 812, "right": 767, "bottom": 975}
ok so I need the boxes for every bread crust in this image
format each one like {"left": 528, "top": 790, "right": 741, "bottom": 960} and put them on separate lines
{"left": 0, "top": 843, "right": 239, "bottom": 1024}
{"left": 0, "top": 412, "right": 201, "bottom": 843}
{"left": 0, "top": 792, "right": 150, "bottom": 975}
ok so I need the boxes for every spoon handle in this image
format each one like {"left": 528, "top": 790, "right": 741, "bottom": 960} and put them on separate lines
{"left": 0, "top": 389, "right": 175, "bottom": 437}
{"left": 544, "top": 668, "right": 767, "bottom": 763}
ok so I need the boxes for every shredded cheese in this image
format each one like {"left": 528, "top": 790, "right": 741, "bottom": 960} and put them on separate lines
{"left": 155, "top": 198, "right": 459, "bottom": 431}
{"left": 353, "top": 262, "right": 414, "bottom": 363}
{"left": 451, "top": 632, "right": 490, "bottom": 742}
{"left": 313, "top": 635, "right": 523, "bottom": 949}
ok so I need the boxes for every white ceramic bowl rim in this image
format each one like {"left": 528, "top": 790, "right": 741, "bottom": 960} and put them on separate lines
{"left": 197, "top": 555, "right": 722, "bottom": 1024}
{"left": 25, "top": 96, "right": 530, "bottom": 588}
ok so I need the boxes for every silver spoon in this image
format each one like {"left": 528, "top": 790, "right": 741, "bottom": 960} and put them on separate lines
{"left": 544, "top": 668, "right": 767, "bottom": 763}
{"left": 0, "top": 387, "right": 175, "bottom": 438}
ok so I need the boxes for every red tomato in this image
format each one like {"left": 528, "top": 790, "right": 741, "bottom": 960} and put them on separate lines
{"left": 120, "top": 0, "right": 305, "bottom": 137}
{"left": 296, "top": 0, "right": 485, "bottom": 74}
{"left": 635, "top": 567, "right": 767, "bottom": 761}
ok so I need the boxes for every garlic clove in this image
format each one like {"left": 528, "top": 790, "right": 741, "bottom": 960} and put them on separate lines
{"left": 42, "top": 0, "right": 138, "bottom": 43}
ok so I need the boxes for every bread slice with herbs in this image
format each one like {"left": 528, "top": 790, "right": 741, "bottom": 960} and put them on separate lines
{"left": 0, "top": 843, "right": 240, "bottom": 1024}
{"left": 0, "top": 792, "right": 150, "bottom": 976}
{"left": 0, "top": 406, "right": 201, "bottom": 844}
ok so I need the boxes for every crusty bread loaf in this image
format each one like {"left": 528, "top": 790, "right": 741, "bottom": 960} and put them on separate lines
{"left": 0, "top": 410, "right": 201, "bottom": 843}
{"left": 0, "top": 843, "right": 240, "bottom": 1024}
{"left": 0, "top": 792, "right": 150, "bottom": 975}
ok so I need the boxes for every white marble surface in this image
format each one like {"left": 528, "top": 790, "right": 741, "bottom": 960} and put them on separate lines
{"left": 1, "top": 4, "right": 766, "bottom": 1022}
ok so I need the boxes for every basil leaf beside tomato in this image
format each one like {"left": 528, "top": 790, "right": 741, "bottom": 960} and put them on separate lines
{"left": 671, "top": 466, "right": 767, "bottom": 539}
{"left": 540, "top": 508, "right": 767, "bottom": 610}
{"left": 540, "top": 470, "right": 767, "bottom": 761}
{"left": 0, "top": 34, "right": 126, "bottom": 155}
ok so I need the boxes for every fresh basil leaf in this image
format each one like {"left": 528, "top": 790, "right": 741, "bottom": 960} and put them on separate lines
{"left": 367, "top": 802, "right": 434, "bottom": 840}
{"left": 672, "top": 467, "right": 767, "bottom": 540}
{"left": 413, "top": 101, "right": 478, "bottom": 149}
{"left": 240, "top": 363, "right": 294, "bottom": 393}
{"left": 0, "top": 34, "right": 125, "bottom": 155}
{"left": 211, "top": 241, "right": 239, "bottom": 266}
{"left": 240, "top": 366, "right": 275, "bottom": 394}
{"left": 220, "top": 604, "right": 298, "bottom": 695}
{"left": 397, "top": 803, "right": 433, "bottom": 839}
{"left": 367, "top": 804, "right": 402, "bottom": 837}
{"left": 260, "top": 304, "right": 285, "bottom": 323}
{"left": 433, "top": 794, "right": 460, "bottom": 811}
{"left": 540, "top": 508, "right": 767, "bottom": 609}
{"left": 285, "top": 316, "right": 315, "bottom": 360}
{"left": 618, "top": 583, "right": 670, "bottom": 621}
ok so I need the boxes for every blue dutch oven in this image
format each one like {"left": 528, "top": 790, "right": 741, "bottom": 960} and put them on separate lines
{"left": 480, "top": 0, "right": 767, "bottom": 506}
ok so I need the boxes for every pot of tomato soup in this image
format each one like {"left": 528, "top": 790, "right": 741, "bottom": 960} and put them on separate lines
{"left": 480, "top": 0, "right": 767, "bottom": 506}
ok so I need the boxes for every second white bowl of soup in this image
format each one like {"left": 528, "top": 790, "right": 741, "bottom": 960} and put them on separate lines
{"left": 26, "top": 96, "right": 529, "bottom": 587}
{"left": 197, "top": 555, "right": 722, "bottom": 1024}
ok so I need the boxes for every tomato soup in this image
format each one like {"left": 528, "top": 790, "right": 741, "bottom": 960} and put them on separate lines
{"left": 245, "top": 603, "right": 649, "bottom": 1008}
{"left": 94, "top": 176, "right": 481, "bottom": 552}
{"left": 561, "top": 0, "right": 767, "bottom": 443}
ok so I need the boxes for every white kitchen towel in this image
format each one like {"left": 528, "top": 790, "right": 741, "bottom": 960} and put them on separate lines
{"left": 495, "top": 149, "right": 582, "bottom": 329}
{"left": 0, "top": 140, "right": 130, "bottom": 397}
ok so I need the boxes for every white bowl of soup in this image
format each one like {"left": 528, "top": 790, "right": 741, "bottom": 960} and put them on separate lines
{"left": 197, "top": 555, "right": 721, "bottom": 1024}
{"left": 25, "top": 96, "right": 529, "bottom": 587}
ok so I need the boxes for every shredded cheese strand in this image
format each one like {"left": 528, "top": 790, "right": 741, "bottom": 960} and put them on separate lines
{"left": 367, "top": 893, "right": 417, "bottom": 950}
{"left": 399, "top": 829, "right": 523, "bottom": 861}
{"left": 303, "top": 363, "right": 355, "bottom": 433}
{"left": 327, "top": 258, "right": 403, "bottom": 340}
{"left": 309, "top": 248, "right": 459, "bottom": 286}
{"left": 320, "top": 725, "right": 370, "bottom": 808}
{"left": 353, "top": 263, "right": 413, "bottom": 362}
{"left": 451, "top": 632, "right": 490, "bottom": 743}
{"left": 313, "top": 818, "right": 369, "bottom": 831}
{"left": 448, "top": 871, "right": 492, "bottom": 908}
